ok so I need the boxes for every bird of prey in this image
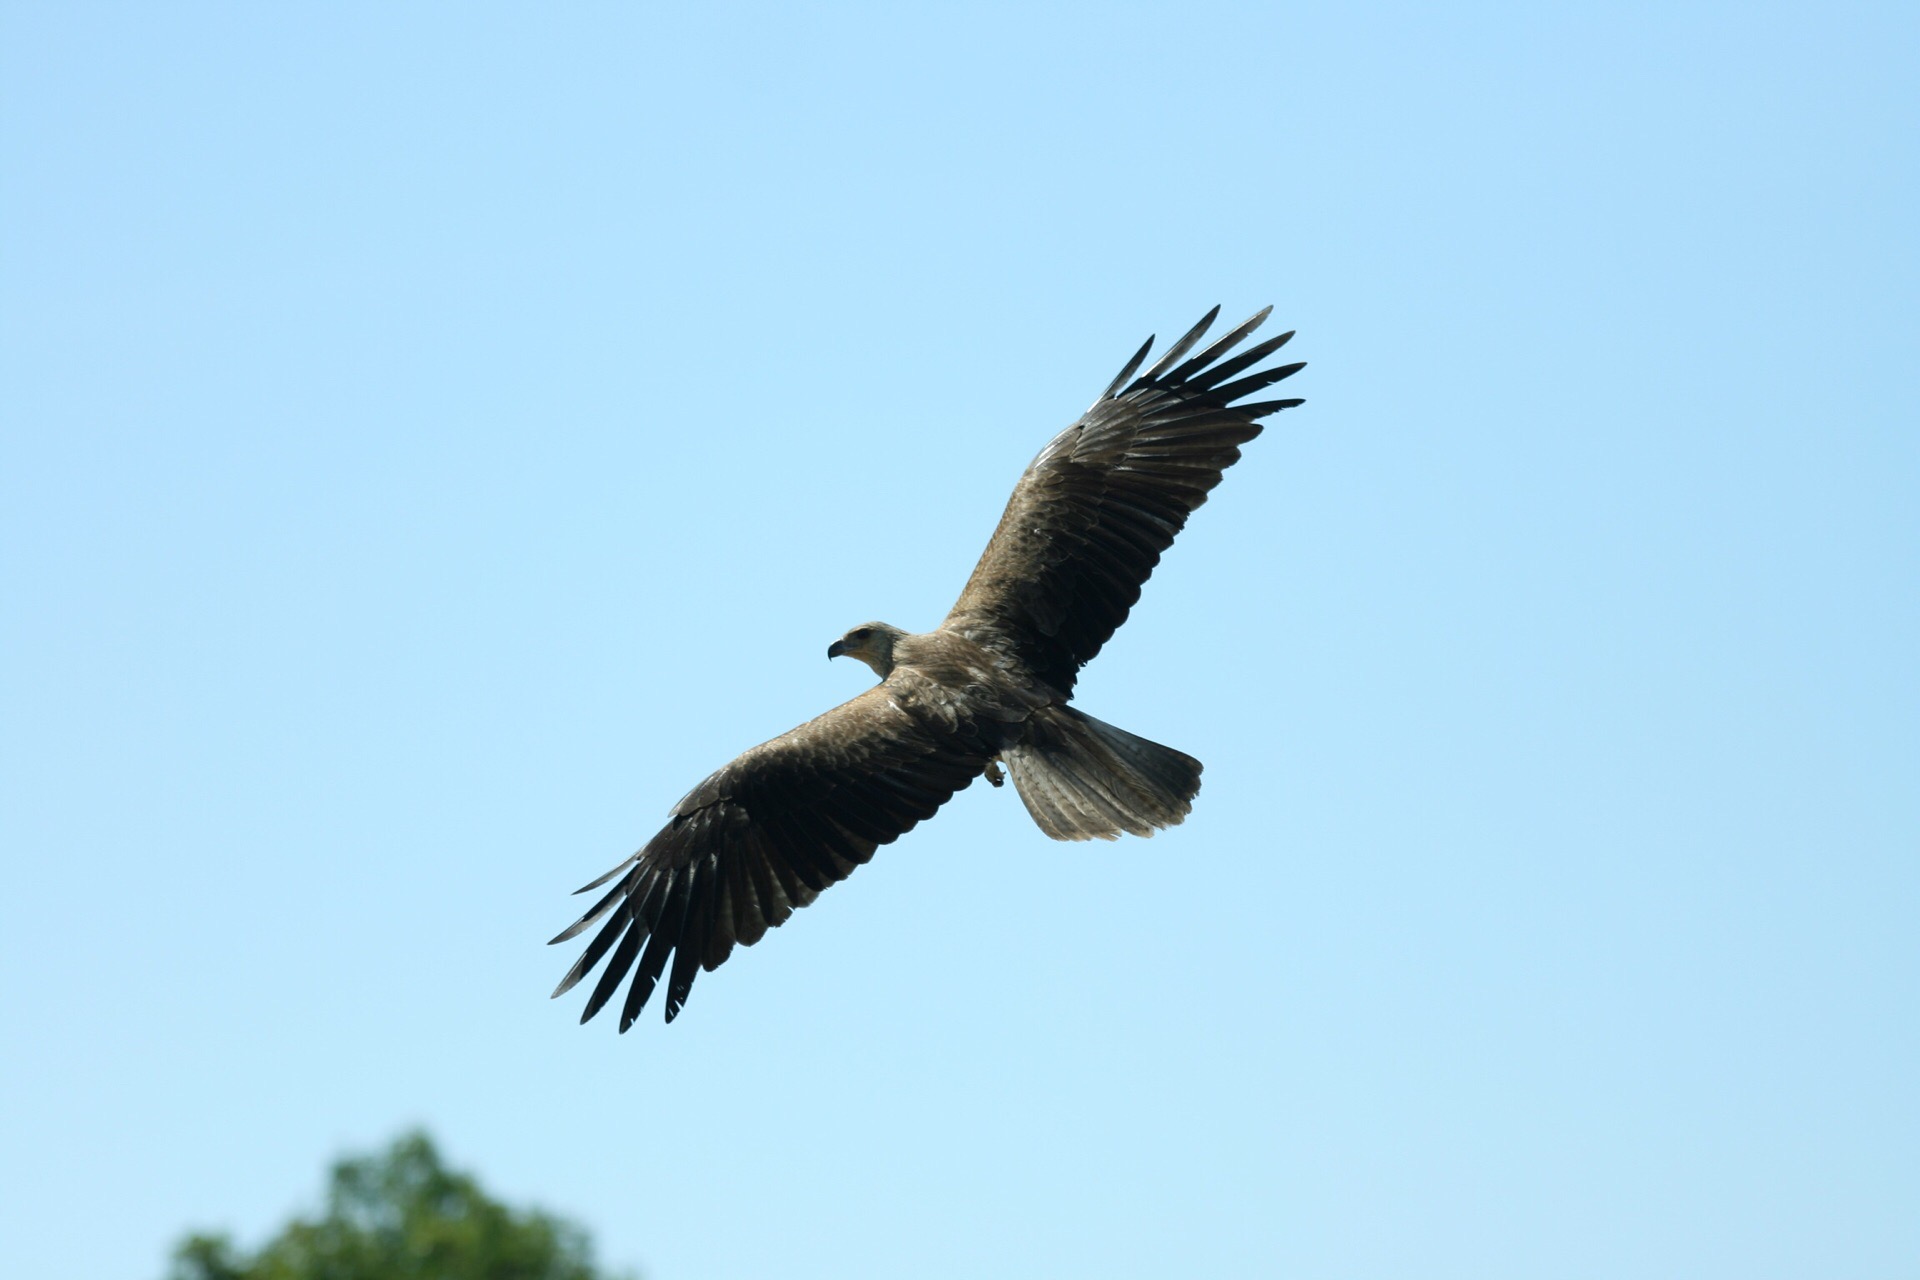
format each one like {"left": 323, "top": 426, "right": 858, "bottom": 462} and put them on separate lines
{"left": 551, "top": 305, "right": 1305, "bottom": 1027}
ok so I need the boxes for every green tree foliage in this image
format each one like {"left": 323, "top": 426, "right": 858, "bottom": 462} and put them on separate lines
{"left": 164, "top": 1131, "right": 634, "bottom": 1280}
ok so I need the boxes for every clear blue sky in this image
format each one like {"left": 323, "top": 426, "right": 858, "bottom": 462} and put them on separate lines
{"left": 3, "top": 3, "right": 1914, "bottom": 1277}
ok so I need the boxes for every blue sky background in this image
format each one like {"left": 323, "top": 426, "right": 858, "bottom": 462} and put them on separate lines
{"left": 3, "top": 3, "right": 1914, "bottom": 1277}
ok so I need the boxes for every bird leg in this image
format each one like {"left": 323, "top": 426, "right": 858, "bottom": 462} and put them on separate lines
{"left": 984, "top": 758, "right": 1005, "bottom": 788}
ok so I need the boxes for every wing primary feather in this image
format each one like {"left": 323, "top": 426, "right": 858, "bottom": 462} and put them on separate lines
{"left": 1096, "top": 335, "right": 1155, "bottom": 403}
{"left": 1207, "top": 361, "right": 1307, "bottom": 404}
{"left": 1230, "top": 396, "right": 1306, "bottom": 418}
{"left": 1164, "top": 306, "right": 1271, "bottom": 384}
{"left": 571, "top": 853, "right": 639, "bottom": 895}
{"left": 1140, "top": 306, "right": 1220, "bottom": 382}
{"left": 579, "top": 912, "right": 648, "bottom": 1024}
{"left": 548, "top": 868, "right": 640, "bottom": 945}
{"left": 559, "top": 864, "right": 674, "bottom": 1003}
{"left": 630, "top": 875, "right": 697, "bottom": 1029}
{"left": 666, "top": 863, "right": 718, "bottom": 1019}
{"left": 550, "top": 912, "right": 627, "bottom": 999}
{"left": 1183, "top": 332, "right": 1296, "bottom": 393}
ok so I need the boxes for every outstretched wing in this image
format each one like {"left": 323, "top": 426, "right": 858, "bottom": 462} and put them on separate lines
{"left": 944, "top": 306, "right": 1304, "bottom": 694}
{"left": 550, "top": 682, "right": 995, "bottom": 1028}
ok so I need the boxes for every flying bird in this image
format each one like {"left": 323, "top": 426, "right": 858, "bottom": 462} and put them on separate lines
{"left": 551, "top": 305, "right": 1305, "bottom": 1027}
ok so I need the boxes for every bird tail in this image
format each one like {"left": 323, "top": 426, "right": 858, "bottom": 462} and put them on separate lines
{"left": 1003, "top": 706, "right": 1203, "bottom": 841}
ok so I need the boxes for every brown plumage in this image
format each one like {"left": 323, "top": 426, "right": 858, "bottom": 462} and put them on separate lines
{"left": 551, "top": 306, "right": 1305, "bottom": 1026}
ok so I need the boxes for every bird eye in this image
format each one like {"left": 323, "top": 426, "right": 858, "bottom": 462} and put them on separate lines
{"left": 851, "top": 628, "right": 871, "bottom": 641}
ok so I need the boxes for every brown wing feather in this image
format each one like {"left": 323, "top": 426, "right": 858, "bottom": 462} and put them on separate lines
{"left": 550, "top": 682, "right": 996, "bottom": 1028}
{"left": 944, "top": 307, "right": 1304, "bottom": 693}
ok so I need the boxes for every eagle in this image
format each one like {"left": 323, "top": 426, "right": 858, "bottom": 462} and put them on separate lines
{"left": 551, "top": 306, "right": 1305, "bottom": 1027}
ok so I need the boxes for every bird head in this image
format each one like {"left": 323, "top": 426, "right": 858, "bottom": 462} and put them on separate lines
{"left": 827, "top": 622, "right": 903, "bottom": 678}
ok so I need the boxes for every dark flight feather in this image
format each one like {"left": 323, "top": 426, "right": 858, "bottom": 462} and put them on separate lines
{"left": 1186, "top": 330, "right": 1294, "bottom": 392}
{"left": 1164, "top": 306, "right": 1272, "bottom": 384}
{"left": 1139, "top": 305, "right": 1219, "bottom": 382}
{"left": 1098, "top": 334, "right": 1157, "bottom": 403}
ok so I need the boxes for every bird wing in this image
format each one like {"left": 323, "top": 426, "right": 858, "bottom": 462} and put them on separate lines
{"left": 943, "top": 306, "right": 1304, "bottom": 694}
{"left": 549, "top": 680, "right": 996, "bottom": 1028}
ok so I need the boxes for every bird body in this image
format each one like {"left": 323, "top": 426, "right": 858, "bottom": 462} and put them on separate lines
{"left": 553, "top": 306, "right": 1305, "bottom": 1027}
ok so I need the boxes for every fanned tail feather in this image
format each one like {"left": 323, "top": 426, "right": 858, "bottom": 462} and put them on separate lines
{"left": 1004, "top": 706, "right": 1203, "bottom": 841}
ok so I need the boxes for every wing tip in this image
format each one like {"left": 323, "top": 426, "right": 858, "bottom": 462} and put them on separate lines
{"left": 572, "top": 854, "right": 638, "bottom": 895}
{"left": 1098, "top": 333, "right": 1156, "bottom": 403}
{"left": 1140, "top": 306, "right": 1221, "bottom": 382}
{"left": 1236, "top": 395, "right": 1306, "bottom": 418}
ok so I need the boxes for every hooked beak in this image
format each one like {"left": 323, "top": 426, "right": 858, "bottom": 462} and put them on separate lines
{"left": 826, "top": 639, "right": 847, "bottom": 660}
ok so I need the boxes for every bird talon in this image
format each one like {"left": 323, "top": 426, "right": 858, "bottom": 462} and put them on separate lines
{"left": 984, "top": 759, "right": 1005, "bottom": 787}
